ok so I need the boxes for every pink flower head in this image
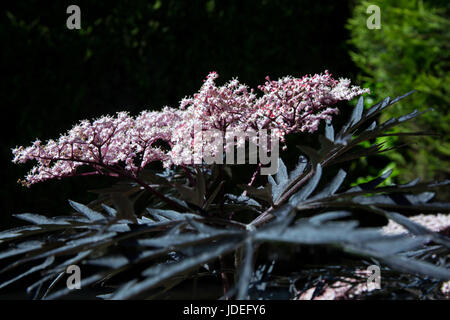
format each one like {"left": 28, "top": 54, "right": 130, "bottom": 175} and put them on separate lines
{"left": 13, "top": 71, "right": 369, "bottom": 185}
{"left": 252, "top": 71, "right": 369, "bottom": 141}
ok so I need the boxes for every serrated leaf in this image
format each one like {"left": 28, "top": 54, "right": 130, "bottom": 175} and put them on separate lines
{"left": 86, "top": 255, "right": 129, "bottom": 268}
{"left": 19, "top": 232, "right": 116, "bottom": 264}
{"left": 380, "top": 255, "right": 450, "bottom": 281}
{"left": 269, "top": 157, "right": 309, "bottom": 204}
{"left": 325, "top": 120, "right": 334, "bottom": 142}
{"left": 366, "top": 96, "right": 391, "bottom": 118}
{"left": 389, "top": 90, "right": 415, "bottom": 105}
{"left": 346, "top": 170, "right": 393, "bottom": 193}
{"left": 101, "top": 204, "right": 117, "bottom": 217}
{"left": 110, "top": 193, "right": 137, "bottom": 223}
{"left": 195, "top": 168, "right": 207, "bottom": 207}
{"left": 310, "top": 169, "right": 347, "bottom": 200}
{"left": 308, "top": 211, "right": 351, "bottom": 225}
{"left": 255, "top": 219, "right": 382, "bottom": 245}
{"left": 44, "top": 250, "right": 93, "bottom": 275}
{"left": 0, "top": 256, "right": 55, "bottom": 290}
{"left": 268, "top": 159, "right": 288, "bottom": 203}
{"left": 318, "top": 135, "right": 336, "bottom": 155}
{"left": 204, "top": 181, "right": 224, "bottom": 210}
{"left": 381, "top": 210, "right": 450, "bottom": 248}
{"left": 13, "top": 213, "right": 70, "bottom": 226}
{"left": 239, "top": 184, "right": 273, "bottom": 204}
{"left": 289, "top": 164, "right": 322, "bottom": 206}
{"left": 0, "top": 226, "right": 41, "bottom": 241}
{"left": 0, "top": 256, "right": 54, "bottom": 290}
{"left": 111, "top": 239, "right": 241, "bottom": 299}
{"left": 137, "top": 230, "right": 234, "bottom": 248}
{"left": 0, "top": 241, "right": 42, "bottom": 260}
{"left": 343, "top": 96, "right": 364, "bottom": 132}
{"left": 174, "top": 183, "right": 202, "bottom": 207}
{"left": 139, "top": 169, "right": 172, "bottom": 186}
{"left": 146, "top": 208, "right": 200, "bottom": 221}
{"left": 69, "top": 200, "right": 105, "bottom": 221}
{"left": 296, "top": 145, "right": 321, "bottom": 165}
{"left": 351, "top": 195, "right": 450, "bottom": 212}
{"left": 225, "top": 194, "right": 261, "bottom": 208}
{"left": 363, "top": 235, "right": 430, "bottom": 255}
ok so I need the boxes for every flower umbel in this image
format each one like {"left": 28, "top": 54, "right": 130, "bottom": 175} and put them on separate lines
{"left": 12, "top": 71, "right": 369, "bottom": 186}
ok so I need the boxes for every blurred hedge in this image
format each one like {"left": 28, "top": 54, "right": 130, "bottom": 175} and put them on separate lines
{"left": 347, "top": 0, "right": 450, "bottom": 182}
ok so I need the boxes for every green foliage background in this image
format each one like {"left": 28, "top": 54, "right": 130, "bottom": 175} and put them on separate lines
{"left": 347, "top": 0, "right": 450, "bottom": 183}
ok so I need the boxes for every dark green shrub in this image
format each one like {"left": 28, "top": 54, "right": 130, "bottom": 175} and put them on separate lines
{"left": 347, "top": 0, "right": 450, "bottom": 182}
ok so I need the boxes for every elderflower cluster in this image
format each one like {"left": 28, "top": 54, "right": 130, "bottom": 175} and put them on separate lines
{"left": 12, "top": 71, "right": 369, "bottom": 186}
{"left": 252, "top": 71, "right": 369, "bottom": 141}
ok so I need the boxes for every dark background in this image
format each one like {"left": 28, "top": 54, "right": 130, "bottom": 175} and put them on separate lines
{"left": 1, "top": 0, "right": 362, "bottom": 228}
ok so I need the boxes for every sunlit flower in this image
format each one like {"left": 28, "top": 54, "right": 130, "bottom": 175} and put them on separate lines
{"left": 12, "top": 71, "right": 369, "bottom": 185}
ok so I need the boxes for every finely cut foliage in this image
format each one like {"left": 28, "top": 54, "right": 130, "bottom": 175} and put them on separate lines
{"left": 2, "top": 72, "right": 449, "bottom": 299}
